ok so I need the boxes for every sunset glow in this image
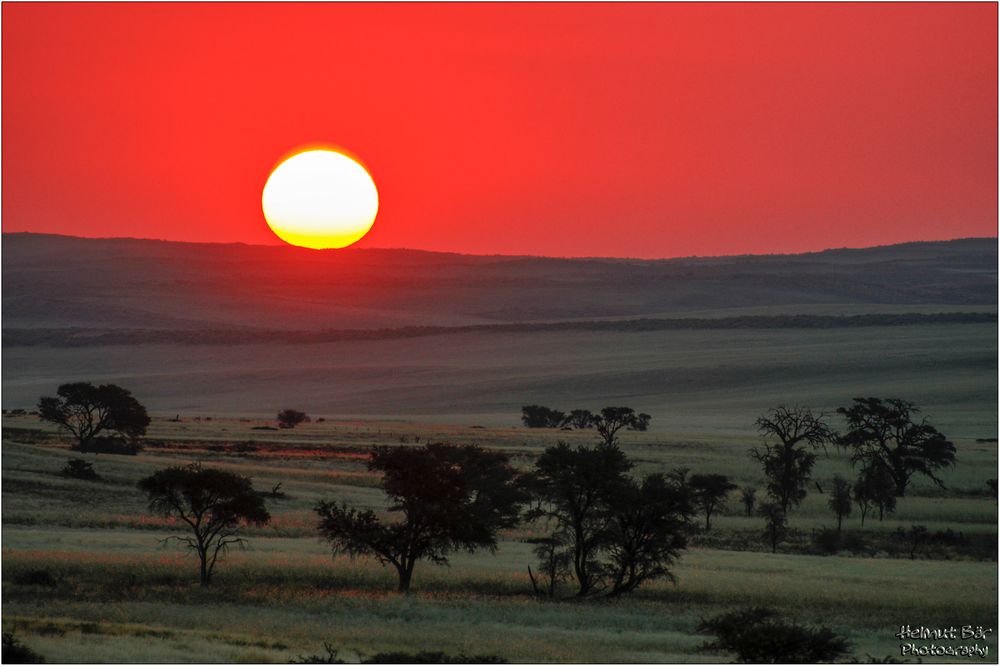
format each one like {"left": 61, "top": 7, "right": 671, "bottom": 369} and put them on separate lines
{"left": 262, "top": 149, "right": 378, "bottom": 249}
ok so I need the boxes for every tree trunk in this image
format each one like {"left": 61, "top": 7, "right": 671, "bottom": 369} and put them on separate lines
{"left": 397, "top": 564, "right": 414, "bottom": 593}
{"left": 573, "top": 538, "right": 591, "bottom": 597}
{"left": 836, "top": 514, "right": 842, "bottom": 532}
{"left": 705, "top": 511, "right": 711, "bottom": 531}
{"left": 527, "top": 565, "right": 542, "bottom": 597}
{"left": 199, "top": 552, "right": 210, "bottom": 587}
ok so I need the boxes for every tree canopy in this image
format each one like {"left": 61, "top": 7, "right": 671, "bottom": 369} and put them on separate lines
{"left": 527, "top": 442, "right": 692, "bottom": 597}
{"left": 520, "top": 405, "right": 566, "bottom": 428}
{"left": 277, "top": 409, "right": 310, "bottom": 429}
{"left": 752, "top": 406, "right": 833, "bottom": 515}
{"left": 837, "top": 398, "right": 956, "bottom": 496}
{"left": 689, "top": 473, "right": 737, "bottom": 531}
{"left": 38, "top": 382, "right": 150, "bottom": 453}
{"left": 316, "top": 443, "right": 526, "bottom": 592}
{"left": 137, "top": 463, "right": 270, "bottom": 586}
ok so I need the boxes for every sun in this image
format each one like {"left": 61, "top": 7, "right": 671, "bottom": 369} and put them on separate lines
{"left": 262, "top": 149, "right": 379, "bottom": 249}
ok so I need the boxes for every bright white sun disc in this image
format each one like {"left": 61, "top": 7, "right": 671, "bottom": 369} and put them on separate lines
{"left": 262, "top": 149, "right": 379, "bottom": 249}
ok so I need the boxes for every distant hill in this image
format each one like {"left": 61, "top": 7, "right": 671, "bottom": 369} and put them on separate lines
{"left": 3, "top": 233, "right": 996, "bottom": 335}
{"left": 3, "top": 234, "right": 996, "bottom": 427}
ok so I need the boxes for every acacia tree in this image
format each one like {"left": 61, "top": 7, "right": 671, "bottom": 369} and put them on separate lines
{"left": 689, "top": 474, "right": 737, "bottom": 531}
{"left": 526, "top": 442, "right": 632, "bottom": 596}
{"left": 593, "top": 407, "right": 651, "bottom": 445}
{"left": 752, "top": 407, "right": 833, "bottom": 516}
{"left": 137, "top": 464, "right": 270, "bottom": 586}
{"left": 563, "top": 410, "right": 595, "bottom": 429}
{"left": 604, "top": 471, "right": 694, "bottom": 596}
{"left": 521, "top": 405, "right": 566, "bottom": 428}
{"left": 828, "top": 476, "right": 852, "bottom": 531}
{"left": 759, "top": 502, "right": 787, "bottom": 553}
{"left": 316, "top": 443, "right": 526, "bottom": 593}
{"left": 853, "top": 463, "right": 897, "bottom": 526}
{"left": 38, "top": 382, "right": 150, "bottom": 453}
{"left": 277, "top": 409, "right": 310, "bottom": 429}
{"left": 837, "top": 398, "right": 956, "bottom": 497}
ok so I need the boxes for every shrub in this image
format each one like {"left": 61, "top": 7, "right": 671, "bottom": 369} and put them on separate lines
{"left": 61, "top": 458, "right": 100, "bottom": 480}
{"left": 2, "top": 633, "right": 45, "bottom": 663}
{"left": 277, "top": 409, "right": 310, "bottom": 429}
{"left": 698, "top": 607, "right": 851, "bottom": 663}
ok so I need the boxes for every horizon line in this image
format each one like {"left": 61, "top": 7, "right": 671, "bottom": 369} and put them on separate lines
{"left": 3, "top": 230, "right": 997, "bottom": 263}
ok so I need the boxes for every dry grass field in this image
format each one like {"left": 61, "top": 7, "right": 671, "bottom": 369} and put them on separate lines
{"left": 2, "top": 411, "right": 996, "bottom": 663}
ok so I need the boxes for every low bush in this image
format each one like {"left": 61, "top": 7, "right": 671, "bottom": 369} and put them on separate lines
{"left": 61, "top": 458, "right": 99, "bottom": 481}
{"left": 697, "top": 607, "right": 851, "bottom": 663}
{"left": 2, "top": 633, "right": 45, "bottom": 663}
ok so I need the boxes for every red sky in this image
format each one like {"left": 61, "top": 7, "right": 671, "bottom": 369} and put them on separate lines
{"left": 3, "top": 3, "right": 997, "bottom": 258}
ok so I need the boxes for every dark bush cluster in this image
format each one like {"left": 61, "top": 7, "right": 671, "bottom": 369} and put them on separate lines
{"left": 61, "top": 458, "right": 100, "bottom": 481}
{"left": 277, "top": 409, "right": 310, "bottom": 429}
{"left": 291, "top": 643, "right": 506, "bottom": 664}
{"left": 698, "top": 607, "right": 851, "bottom": 663}
{"left": 521, "top": 405, "right": 651, "bottom": 443}
{"left": 2, "top": 633, "right": 45, "bottom": 664}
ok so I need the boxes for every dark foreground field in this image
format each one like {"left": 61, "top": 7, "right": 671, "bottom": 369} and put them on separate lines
{"left": 2, "top": 415, "right": 996, "bottom": 663}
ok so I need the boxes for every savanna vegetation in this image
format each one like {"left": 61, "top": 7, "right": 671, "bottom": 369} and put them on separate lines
{"left": 2, "top": 381, "right": 996, "bottom": 663}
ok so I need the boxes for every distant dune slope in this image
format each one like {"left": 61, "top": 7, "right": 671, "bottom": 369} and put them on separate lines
{"left": 3, "top": 233, "right": 996, "bottom": 332}
{"left": 4, "top": 234, "right": 996, "bottom": 431}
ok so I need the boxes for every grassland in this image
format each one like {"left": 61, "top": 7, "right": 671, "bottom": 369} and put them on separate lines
{"left": 2, "top": 413, "right": 996, "bottom": 663}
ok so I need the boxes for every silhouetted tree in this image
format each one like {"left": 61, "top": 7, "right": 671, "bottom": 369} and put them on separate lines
{"left": 853, "top": 464, "right": 896, "bottom": 526}
{"left": 137, "top": 463, "right": 270, "bottom": 586}
{"left": 316, "top": 443, "right": 526, "bottom": 593}
{"left": 563, "top": 409, "right": 595, "bottom": 429}
{"left": 740, "top": 486, "right": 757, "bottom": 518}
{"left": 521, "top": 405, "right": 566, "bottom": 428}
{"left": 837, "top": 398, "right": 955, "bottom": 496}
{"left": 526, "top": 533, "right": 572, "bottom": 598}
{"left": 828, "top": 476, "right": 852, "bottom": 531}
{"left": 277, "top": 409, "right": 310, "bottom": 429}
{"left": 752, "top": 407, "right": 833, "bottom": 515}
{"left": 988, "top": 479, "right": 998, "bottom": 503}
{"left": 604, "top": 471, "right": 695, "bottom": 595}
{"left": 593, "top": 407, "right": 650, "bottom": 445}
{"left": 758, "top": 502, "right": 787, "bottom": 553}
{"left": 689, "top": 473, "right": 737, "bottom": 531}
{"left": 38, "top": 382, "right": 149, "bottom": 453}
{"left": 526, "top": 442, "right": 632, "bottom": 596}
{"left": 698, "top": 607, "right": 851, "bottom": 664}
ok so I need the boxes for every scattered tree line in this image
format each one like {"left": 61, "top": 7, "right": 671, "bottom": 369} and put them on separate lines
{"left": 750, "top": 399, "right": 956, "bottom": 552}
{"left": 32, "top": 382, "right": 966, "bottom": 588}
{"left": 521, "top": 405, "right": 650, "bottom": 443}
